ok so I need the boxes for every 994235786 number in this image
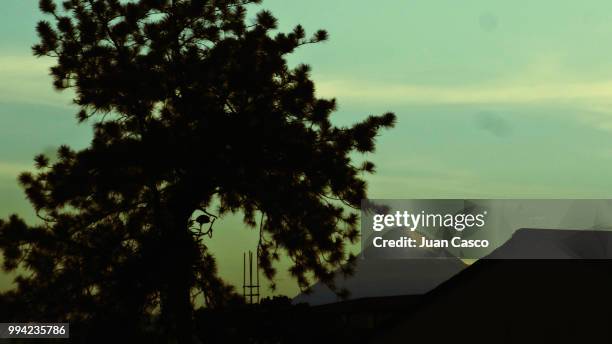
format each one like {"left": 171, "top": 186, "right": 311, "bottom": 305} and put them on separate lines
{"left": 0, "top": 323, "right": 69, "bottom": 338}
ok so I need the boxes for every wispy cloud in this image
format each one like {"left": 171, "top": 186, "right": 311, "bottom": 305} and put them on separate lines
{"left": 315, "top": 77, "right": 612, "bottom": 106}
{"left": 0, "top": 56, "right": 74, "bottom": 108}
{"left": 313, "top": 52, "right": 612, "bottom": 107}
{"left": 0, "top": 161, "right": 33, "bottom": 179}
{"left": 313, "top": 52, "right": 612, "bottom": 134}
{"left": 0, "top": 56, "right": 53, "bottom": 75}
{"left": 5, "top": 53, "right": 612, "bottom": 134}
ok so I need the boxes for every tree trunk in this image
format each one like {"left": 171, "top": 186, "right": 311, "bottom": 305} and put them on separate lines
{"left": 160, "top": 205, "right": 196, "bottom": 344}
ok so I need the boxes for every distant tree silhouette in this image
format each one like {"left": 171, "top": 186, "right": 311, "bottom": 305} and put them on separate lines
{"left": 0, "top": 0, "right": 395, "bottom": 342}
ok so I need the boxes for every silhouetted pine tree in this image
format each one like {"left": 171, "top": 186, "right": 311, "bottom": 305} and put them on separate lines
{"left": 0, "top": 0, "right": 395, "bottom": 342}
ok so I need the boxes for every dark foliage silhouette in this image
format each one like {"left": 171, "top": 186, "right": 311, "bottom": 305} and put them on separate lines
{"left": 0, "top": 0, "right": 395, "bottom": 342}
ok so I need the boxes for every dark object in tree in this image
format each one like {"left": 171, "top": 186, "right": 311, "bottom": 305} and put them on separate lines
{"left": 0, "top": 0, "right": 395, "bottom": 343}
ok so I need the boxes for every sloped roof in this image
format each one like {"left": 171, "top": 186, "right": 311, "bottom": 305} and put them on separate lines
{"left": 372, "top": 229, "right": 612, "bottom": 343}
{"left": 487, "top": 228, "right": 612, "bottom": 259}
{"left": 293, "top": 228, "right": 467, "bottom": 306}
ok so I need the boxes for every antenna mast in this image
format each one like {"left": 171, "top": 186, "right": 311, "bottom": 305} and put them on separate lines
{"left": 242, "top": 250, "right": 260, "bottom": 304}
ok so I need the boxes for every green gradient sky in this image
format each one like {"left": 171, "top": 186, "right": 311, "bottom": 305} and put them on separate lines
{"left": 3, "top": 0, "right": 612, "bottom": 298}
